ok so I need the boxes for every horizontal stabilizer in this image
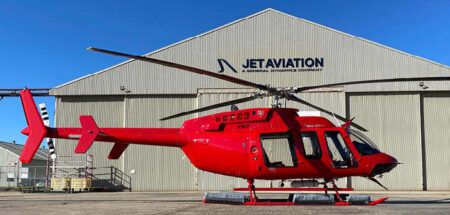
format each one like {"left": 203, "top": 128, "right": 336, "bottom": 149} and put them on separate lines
{"left": 74, "top": 115, "right": 99, "bottom": 153}
{"left": 19, "top": 89, "right": 47, "bottom": 163}
{"left": 108, "top": 142, "right": 129, "bottom": 159}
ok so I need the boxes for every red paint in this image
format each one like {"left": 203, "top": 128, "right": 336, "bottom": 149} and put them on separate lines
{"left": 19, "top": 89, "right": 47, "bottom": 163}
{"left": 19, "top": 89, "right": 398, "bottom": 184}
{"left": 334, "top": 201, "right": 350, "bottom": 206}
{"left": 74, "top": 115, "right": 100, "bottom": 153}
{"left": 369, "top": 197, "right": 389, "bottom": 206}
{"left": 233, "top": 187, "right": 354, "bottom": 192}
{"left": 108, "top": 142, "right": 129, "bottom": 159}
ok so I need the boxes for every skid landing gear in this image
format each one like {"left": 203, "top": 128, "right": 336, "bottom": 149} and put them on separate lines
{"left": 204, "top": 178, "right": 388, "bottom": 206}
{"left": 247, "top": 179, "right": 257, "bottom": 203}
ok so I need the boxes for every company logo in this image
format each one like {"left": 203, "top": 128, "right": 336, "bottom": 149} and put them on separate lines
{"left": 218, "top": 57, "right": 324, "bottom": 73}
{"left": 218, "top": 59, "right": 238, "bottom": 73}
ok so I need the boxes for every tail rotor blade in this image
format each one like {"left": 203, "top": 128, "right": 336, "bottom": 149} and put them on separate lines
{"left": 38, "top": 103, "right": 50, "bottom": 126}
{"left": 286, "top": 95, "right": 368, "bottom": 132}
{"left": 39, "top": 103, "right": 57, "bottom": 160}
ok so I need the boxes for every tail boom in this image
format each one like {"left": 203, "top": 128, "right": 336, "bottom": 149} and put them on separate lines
{"left": 43, "top": 127, "right": 184, "bottom": 147}
{"left": 19, "top": 89, "right": 184, "bottom": 163}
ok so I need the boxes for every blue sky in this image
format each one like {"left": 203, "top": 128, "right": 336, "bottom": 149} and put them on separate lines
{"left": 0, "top": 0, "right": 449, "bottom": 144}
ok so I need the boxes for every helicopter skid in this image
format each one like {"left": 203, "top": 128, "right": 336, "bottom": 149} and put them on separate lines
{"left": 241, "top": 197, "right": 388, "bottom": 206}
{"left": 233, "top": 187, "right": 354, "bottom": 192}
{"left": 203, "top": 191, "right": 388, "bottom": 206}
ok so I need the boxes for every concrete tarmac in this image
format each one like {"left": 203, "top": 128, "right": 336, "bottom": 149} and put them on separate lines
{"left": 0, "top": 191, "right": 449, "bottom": 215}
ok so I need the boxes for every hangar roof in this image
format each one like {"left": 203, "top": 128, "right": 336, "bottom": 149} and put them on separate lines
{"left": 51, "top": 8, "right": 449, "bottom": 96}
{"left": 0, "top": 141, "right": 48, "bottom": 161}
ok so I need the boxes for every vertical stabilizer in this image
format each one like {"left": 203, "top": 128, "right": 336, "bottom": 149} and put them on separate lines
{"left": 19, "top": 89, "right": 47, "bottom": 163}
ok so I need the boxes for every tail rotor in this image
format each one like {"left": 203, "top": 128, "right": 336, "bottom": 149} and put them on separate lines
{"left": 39, "top": 103, "right": 56, "bottom": 160}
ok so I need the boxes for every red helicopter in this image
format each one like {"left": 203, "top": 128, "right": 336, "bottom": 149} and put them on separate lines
{"left": 18, "top": 47, "right": 450, "bottom": 205}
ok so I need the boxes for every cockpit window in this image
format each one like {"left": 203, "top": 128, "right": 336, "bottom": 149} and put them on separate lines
{"left": 348, "top": 129, "right": 380, "bottom": 155}
{"left": 260, "top": 133, "right": 297, "bottom": 168}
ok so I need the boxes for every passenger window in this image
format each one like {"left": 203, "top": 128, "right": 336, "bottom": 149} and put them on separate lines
{"left": 301, "top": 132, "right": 321, "bottom": 159}
{"left": 260, "top": 133, "right": 297, "bottom": 167}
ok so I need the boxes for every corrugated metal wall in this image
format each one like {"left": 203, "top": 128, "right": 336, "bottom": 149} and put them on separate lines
{"left": 0, "top": 148, "right": 18, "bottom": 168}
{"left": 291, "top": 91, "right": 346, "bottom": 122}
{"left": 423, "top": 93, "right": 450, "bottom": 190}
{"left": 55, "top": 96, "right": 124, "bottom": 179}
{"left": 349, "top": 94, "right": 423, "bottom": 190}
{"left": 0, "top": 148, "right": 19, "bottom": 187}
{"left": 123, "top": 96, "right": 197, "bottom": 191}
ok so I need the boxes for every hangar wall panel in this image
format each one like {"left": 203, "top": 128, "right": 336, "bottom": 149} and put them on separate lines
{"left": 0, "top": 148, "right": 18, "bottom": 167}
{"left": 349, "top": 94, "right": 422, "bottom": 190}
{"left": 51, "top": 10, "right": 449, "bottom": 96}
{"left": 423, "top": 94, "right": 450, "bottom": 190}
{"left": 55, "top": 96, "right": 124, "bottom": 176}
{"left": 123, "top": 96, "right": 197, "bottom": 191}
{"left": 0, "top": 149, "right": 19, "bottom": 187}
{"left": 292, "top": 92, "right": 346, "bottom": 122}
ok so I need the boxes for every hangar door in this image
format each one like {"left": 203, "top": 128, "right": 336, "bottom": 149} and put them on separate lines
{"left": 348, "top": 94, "right": 423, "bottom": 190}
{"left": 423, "top": 93, "right": 450, "bottom": 190}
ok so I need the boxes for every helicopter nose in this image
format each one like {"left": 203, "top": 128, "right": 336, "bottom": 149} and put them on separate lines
{"left": 369, "top": 153, "right": 399, "bottom": 177}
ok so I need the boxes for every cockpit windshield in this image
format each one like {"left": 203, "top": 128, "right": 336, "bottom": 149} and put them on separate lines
{"left": 348, "top": 129, "right": 380, "bottom": 155}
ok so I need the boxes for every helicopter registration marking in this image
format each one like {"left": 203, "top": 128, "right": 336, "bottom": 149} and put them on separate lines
{"left": 305, "top": 124, "right": 326, "bottom": 128}
{"left": 68, "top": 134, "right": 82, "bottom": 139}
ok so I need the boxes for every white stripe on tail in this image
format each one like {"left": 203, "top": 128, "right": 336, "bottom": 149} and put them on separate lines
{"left": 39, "top": 103, "right": 56, "bottom": 160}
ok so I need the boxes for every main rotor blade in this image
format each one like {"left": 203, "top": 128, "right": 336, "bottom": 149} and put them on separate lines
{"left": 160, "top": 95, "right": 259, "bottom": 121}
{"left": 88, "top": 47, "right": 274, "bottom": 92}
{"left": 286, "top": 95, "right": 368, "bottom": 132}
{"left": 0, "top": 88, "right": 50, "bottom": 97}
{"left": 295, "top": 76, "right": 450, "bottom": 92}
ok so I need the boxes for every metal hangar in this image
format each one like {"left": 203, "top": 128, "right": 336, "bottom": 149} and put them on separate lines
{"left": 49, "top": 9, "right": 450, "bottom": 191}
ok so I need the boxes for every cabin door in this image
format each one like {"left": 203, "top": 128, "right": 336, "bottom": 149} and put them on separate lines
{"left": 324, "top": 131, "right": 356, "bottom": 169}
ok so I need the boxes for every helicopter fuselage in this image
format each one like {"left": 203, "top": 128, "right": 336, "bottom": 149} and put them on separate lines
{"left": 180, "top": 108, "right": 397, "bottom": 180}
